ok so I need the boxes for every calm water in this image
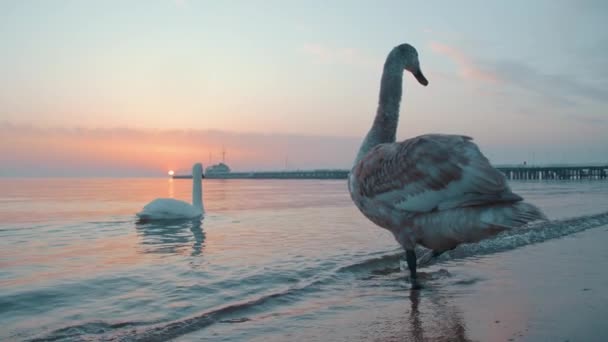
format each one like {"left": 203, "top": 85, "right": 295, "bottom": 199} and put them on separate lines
{"left": 1, "top": 179, "right": 608, "bottom": 341}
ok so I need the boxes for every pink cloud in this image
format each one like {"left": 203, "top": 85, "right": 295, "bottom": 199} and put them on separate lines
{"left": 0, "top": 122, "right": 360, "bottom": 177}
{"left": 429, "top": 41, "right": 500, "bottom": 83}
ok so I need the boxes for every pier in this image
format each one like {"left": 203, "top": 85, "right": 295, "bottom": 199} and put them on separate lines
{"left": 204, "top": 170, "right": 348, "bottom": 180}
{"left": 181, "top": 165, "right": 608, "bottom": 180}
{"left": 495, "top": 165, "right": 608, "bottom": 180}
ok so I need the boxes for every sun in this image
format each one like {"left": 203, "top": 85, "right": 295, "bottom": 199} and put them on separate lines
{"left": 168, "top": 170, "right": 175, "bottom": 176}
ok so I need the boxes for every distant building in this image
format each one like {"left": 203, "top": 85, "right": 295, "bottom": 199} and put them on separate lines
{"left": 205, "top": 162, "right": 231, "bottom": 175}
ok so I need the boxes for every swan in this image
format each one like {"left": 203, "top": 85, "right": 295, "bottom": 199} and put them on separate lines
{"left": 348, "top": 43, "right": 546, "bottom": 289}
{"left": 137, "top": 163, "right": 205, "bottom": 221}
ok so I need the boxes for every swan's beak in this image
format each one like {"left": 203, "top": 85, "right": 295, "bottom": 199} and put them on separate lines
{"left": 413, "top": 69, "right": 428, "bottom": 86}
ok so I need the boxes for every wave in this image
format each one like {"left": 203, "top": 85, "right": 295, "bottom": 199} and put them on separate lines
{"left": 436, "top": 210, "right": 608, "bottom": 264}
{"left": 28, "top": 321, "right": 155, "bottom": 342}
{"left": 338, "top": 211, "right": 608, "bottom": 272}
{"left": 29, "top": 211, "right": 608, "bottom": 342}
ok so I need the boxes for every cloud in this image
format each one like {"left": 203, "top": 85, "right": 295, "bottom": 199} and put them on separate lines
{"left": 300, "top": 43, "right": 377, "bottom": 68}
{"left": 2, "top": 121, "right": 605, "bottom": 176}
{"left": 489, "top": 60, "right": 608, "bottom": 104}
{"left": 429, "top": 42, "right": 500, "bottom": 83}
{"left": 430, "top": 41, "right": 608, "bottom": 107}
{"left": 0, "top": 122, "right": 361, "bottom": 177}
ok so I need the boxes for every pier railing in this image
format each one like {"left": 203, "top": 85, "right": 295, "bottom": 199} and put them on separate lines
{"left": 494, "top": 165, "right": 608, "bottom": 180}
{"left": 172, "top": 165, "right": 608, "bottom": 180}
{"left": 204, "top": 170, "right": 349, "bottom": 179}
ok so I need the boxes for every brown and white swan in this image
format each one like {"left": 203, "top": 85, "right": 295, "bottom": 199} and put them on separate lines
{"left": 348, "top": 43, "right": 546, "bottom": 289}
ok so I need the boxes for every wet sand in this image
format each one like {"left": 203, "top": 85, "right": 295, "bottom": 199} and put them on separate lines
{"left": 442, "top": 224, "right": 608, "bottom": 342}
{"left": 243, "top": 225, "right": 608, "bottom": 342}
{"left": 182, "top": 224, "right": 608, "bottom": 342}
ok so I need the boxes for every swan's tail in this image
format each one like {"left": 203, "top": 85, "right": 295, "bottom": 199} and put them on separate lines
{"left": 482, "top": 201, "right": 547, "bottom": 229}
{"left": 411, "top": 202, "right": 547, "bottom": 251}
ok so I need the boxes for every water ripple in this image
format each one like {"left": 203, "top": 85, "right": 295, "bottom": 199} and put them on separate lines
{"left": 30, "top": 211, "right": 608, "bottom": 342}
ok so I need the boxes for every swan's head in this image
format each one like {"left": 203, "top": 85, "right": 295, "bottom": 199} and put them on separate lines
{"left": 391, "top": 43, "right": 428, "bottom": 86}
{"left": 192, "top": 163, "right": 203, "bottom": 178}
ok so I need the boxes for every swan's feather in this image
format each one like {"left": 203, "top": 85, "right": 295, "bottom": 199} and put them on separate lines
{"left": 408, "top": 201, "right": 546, "bottom": 252}
{"left": 137, "top": 198, "right": 202, "bottom": 220}
{"left": 353, "top": 134, "right": 518, "bottom": 214}
{"left": 350, "top": 133, "right": 547, "bottom": 251}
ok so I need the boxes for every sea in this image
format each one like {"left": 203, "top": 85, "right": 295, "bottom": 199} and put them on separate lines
{"left": 1, "top": 178, "right": 608, "bottom": 341}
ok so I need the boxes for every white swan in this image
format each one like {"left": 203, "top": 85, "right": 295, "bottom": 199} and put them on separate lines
{"left": 348, "top": 43, "right": 546, "bottom": 288}
{"left": 137, "top": 163, "right": 204, "bottom": 221}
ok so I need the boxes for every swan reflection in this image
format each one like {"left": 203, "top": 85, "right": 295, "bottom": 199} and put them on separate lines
{"left": 403, "top": 288, "right": 471, "bottom": 342}
{"left": 360, "top": 267, "right": 472, "bottom": 341}
{"left": 135, "top": 219, "right": 205, "bottom": 256}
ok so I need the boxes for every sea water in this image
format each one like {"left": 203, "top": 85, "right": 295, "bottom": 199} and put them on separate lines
{"left": 1, "top": 179, "right": 608, "bottom": 341}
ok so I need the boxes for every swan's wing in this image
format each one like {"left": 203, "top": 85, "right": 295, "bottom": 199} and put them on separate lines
{"left": 137, "top": 198, "right": 200, "bottom": 219}
{"left": 353, "top": 134, "right": 520, "bottom": 213}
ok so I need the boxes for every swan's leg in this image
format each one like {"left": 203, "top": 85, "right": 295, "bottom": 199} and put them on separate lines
{"left": 406, "top": 249, "right": 421, "bottom": 290}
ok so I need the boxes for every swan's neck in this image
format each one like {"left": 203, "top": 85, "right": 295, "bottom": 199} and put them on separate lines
{"left": 354, "top": 58, "right": 403, "bottom": 166}
{"left": 192, "top": 175, "right": 203, "bottom": 212}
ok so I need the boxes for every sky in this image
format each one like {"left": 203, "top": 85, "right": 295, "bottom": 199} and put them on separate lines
{"left": 1, "top": 0, "right": 607, "bottom": 176}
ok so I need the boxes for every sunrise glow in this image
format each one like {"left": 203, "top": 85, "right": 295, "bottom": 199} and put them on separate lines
{"left": 0, "top": 1, "right": 606, "bottom": 178}
{"left": 168, "top": 170, "right": 175, "bottom": 176}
